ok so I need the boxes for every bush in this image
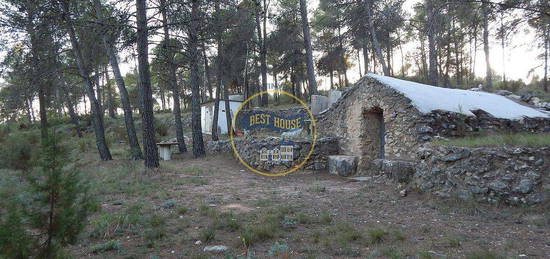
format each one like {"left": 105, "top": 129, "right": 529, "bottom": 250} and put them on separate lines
{"left": 0, "top": 132, "right": 36, "bottom": 170}
{"left": 0, "top": 135, "right": 99, "bottom": 258}
{"left": 154, "top": 118, "right": 172, "bottom": 138}
{"left": 90, "top": 240, "right": 120, "bottom": 254}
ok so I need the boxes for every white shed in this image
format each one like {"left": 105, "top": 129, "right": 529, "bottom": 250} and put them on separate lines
{"left": 201, "top": 95, "right": 243, "bottom": 135}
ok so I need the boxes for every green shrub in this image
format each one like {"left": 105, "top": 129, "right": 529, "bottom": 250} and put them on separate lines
{"left": 319, "top": 211, "right": 333, "bottom": 224}
{"left": 154, "top": 118, "right": 172, "bottom": 138}
{"left": 90, "top": 240, "right": 121, "bottom": 254}
{"left": 199, "top": 226, "right": 216, "bottom": 243}
{"left": 367, "top": 228, "right": 389, "bottom": 244}
{"left": 0, "top": 132, "right": 35, "bottom": 170}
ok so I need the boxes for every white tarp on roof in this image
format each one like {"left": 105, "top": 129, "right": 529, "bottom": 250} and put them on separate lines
{"left": 368, "top": 74, "right": 549, "bottom": 120}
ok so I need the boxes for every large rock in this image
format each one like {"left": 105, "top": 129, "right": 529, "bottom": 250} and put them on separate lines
{"left": 328, "top": 155, "right": 358, "bottom": 177}
{"left": 380, "top": 159, "right": 416, "bottom": 183}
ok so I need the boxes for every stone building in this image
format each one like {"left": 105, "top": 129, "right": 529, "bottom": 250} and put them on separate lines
{"left": 317, "top": 74, "right": 550, "bottom": 171}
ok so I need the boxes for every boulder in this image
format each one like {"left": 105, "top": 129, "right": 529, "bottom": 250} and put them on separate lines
{"left": 328, "top": 155, "right": 358, "bottom": 177}
{"left": 203, "top": 245, "right": 228, "bottom": 253}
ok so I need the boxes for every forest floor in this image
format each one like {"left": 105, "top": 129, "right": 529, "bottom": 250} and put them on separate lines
{"left": 68, "top": 146, "right": 550, "bottom": 258}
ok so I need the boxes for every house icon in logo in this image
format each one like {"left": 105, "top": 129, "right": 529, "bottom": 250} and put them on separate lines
{"left": 259, "top": 142, "right": 294, "bottom": 162}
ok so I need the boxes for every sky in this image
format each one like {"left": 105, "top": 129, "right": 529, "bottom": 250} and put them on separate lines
{"left": 0, "top": 0, "right": 545, "bottom": 91}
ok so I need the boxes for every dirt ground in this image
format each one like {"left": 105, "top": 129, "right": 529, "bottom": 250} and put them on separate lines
{"left": 70, "top": 151, "right": 550, "bottom": 258}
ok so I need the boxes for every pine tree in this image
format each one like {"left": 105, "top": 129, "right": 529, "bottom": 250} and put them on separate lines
{"left": 0, "top": 134, "right": 98, "bottom": 258}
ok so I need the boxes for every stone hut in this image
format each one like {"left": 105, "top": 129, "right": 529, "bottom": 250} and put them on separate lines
{"left": 317, "top": 74, "right": 550, "bottom": 171}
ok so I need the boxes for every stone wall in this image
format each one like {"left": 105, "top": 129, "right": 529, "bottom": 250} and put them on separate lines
{"left": 206, "top": 137, "right": 339, "bottom": 172}
{"left": 316, "top": 76, "right": 550, "bottom": 171}
{"left": 412, "top": 144, "right": 549, "bottom": 205}
{"left": 316, "top": 77, "right": 423, "bottom": 168}
{"left": 414, "top": 110, "right": 550, "bottom": 142}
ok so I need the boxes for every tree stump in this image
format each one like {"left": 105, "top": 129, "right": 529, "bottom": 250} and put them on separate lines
{"left": 328, "top": 155, "right": 358, "bottom": 177}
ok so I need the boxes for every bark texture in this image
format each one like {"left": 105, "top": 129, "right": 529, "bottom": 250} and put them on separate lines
{"left": 136, "top": 0, "right": 159, "bottom": 167}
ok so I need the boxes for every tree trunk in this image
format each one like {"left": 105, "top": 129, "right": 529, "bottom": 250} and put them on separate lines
{"left": 426, "top": 0, "right": 438, "bottom": 85}
{"left": 189, "top": 0, "right": 206, "bottom": 157}
{"left": 482, "top": 1, "right": 493, "bottom": 91}
{"left": 363, "top": 44, "right": 370, "bottom": 74}
{"left": 330, "top": 69, "right": 334, "bottom": 89}
{"left": 62, "top": 1, "right": 111, "bottom": 161}
{"left": 25, "top": 98, "right": 33, "bottom": 123}
{"left": 338, "top": 23, "right": 348, "bottom": 84}
{"left": 211, "top": 0, "right": 223, "bottom": 141}
{"left": 255, "top": 0, "right": 268, "bottom": 106}
{"left": 105, "top": 67, "right": 116, "bottom": 119}
{"left": 366, "top": 0, "right": 389, "bottom": 76}
{"left": 357, "top": 49, "right": 363, "bottom": 77}
{"left": 94, "top": 0, "right": 142, "bottom": 159}
{"left": 202, "top": 43, "right": 213, "bottom": 100}
{"left": 274, "top": 72, "right": 279, "bottom": 104}
{"left": 38, "top": 85, "right": 48, "bottom": 139}
{"left": 26, "top": 12, "right": 48, "bottom": 139}
{"left": 59, "top": 78, "right": 82, "bottom": 137}
{"left": 136, "top": 0, "right": 159, "bottom": 167}
{"left": 160, "top": 0, "right": 187, "bottom": 153}
{"left": 544, "top": 24, "right": 549, "bottom": 92}
{"left": 299, "top": 0, "right": 318, "bottom": 97}
{"left": 95, "top": 66, "right": 103, "bottom": 118}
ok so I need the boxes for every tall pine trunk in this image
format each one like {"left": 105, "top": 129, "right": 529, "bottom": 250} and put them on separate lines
{"left": 299, "top": 0, "right": 318, "bottom": 97}
{"left": 366, "top": 0, "right": 389, "bottom": 76}
{"left": 482, "top": 1, "right": 493, "bottom": 91}
{"left": 61, "top": 1, "right": 111, "bottom": 160}
{"left": 136, "top": 0, "right": 159, "bottom": 168}
{"left": 211, "top": 0, "right": 223, "bottom": 141}
{"left": 363, "top": 44, "right": 370, "bottom": 74}
{"left": 160, "top": 0, "right": 187, "bottom": 153}
{"left": 105, "top": 67, "right": 116, "bottom": 119}
{"left": 58, "top": 76, "right": 82, "bottom": 137}
{"left": 94, "top": 0, "right": 142, "bottom": 159}
{"left": 189, "top": 0, "right": 206, "bottom": 157}
{"left": 544, "top": 25, "right": 548, "bottom": 92}
{"left": 426, "top": 0, "right": 438, "bottom": 85}
{"left": 255, "top": 0, "right": 268, "bottom": 106}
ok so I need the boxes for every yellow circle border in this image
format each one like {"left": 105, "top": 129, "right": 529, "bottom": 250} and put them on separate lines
{"left": 229, "top": 90, "right": 317, "bottom": 177}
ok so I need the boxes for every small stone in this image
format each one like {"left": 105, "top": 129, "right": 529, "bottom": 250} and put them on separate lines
{"left": 455, "top": 190, "right": 473, "bottom": 200}
{"left": 488, "top": 180, "right": 508, "bottom": 193}
{"left": 162, "top": 200, "right": 176, "bottom": 209}
{"left": 441, "top": 149, "right": 470, "bottom": 162}
{"left": 524, "top": 171, "right": 541, "bottom": 180}
{"left": 470, "top": 186, "right": 488, "bottom": 194}
{"left": 513, "top": 179, "right": 534, "bottom": 194}
{"left": 203, "top": 245, "right": 228, "bottom": 253}
{"left": 526, "top": 193, "right": 547, "bottom": 205}
{"left": 416, "top": 126, "right": 434, "bottom": 134}
{"left": 348, "top": 176, "right": 372, "bottom": 182}
{"left": 534, "top": 158, "right": 544, "bottom": 166}
{"left": 420, "top": 182, "right": 434, "bottom": 191}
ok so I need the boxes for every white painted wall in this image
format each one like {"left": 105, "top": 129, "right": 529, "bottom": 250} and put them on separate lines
{"left": 201, "top": 101, "right": 242, "bottom": 135}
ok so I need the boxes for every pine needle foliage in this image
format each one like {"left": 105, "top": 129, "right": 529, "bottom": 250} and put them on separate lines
{"left": 0, "top": 134, "right": 99, "bottom": 258}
